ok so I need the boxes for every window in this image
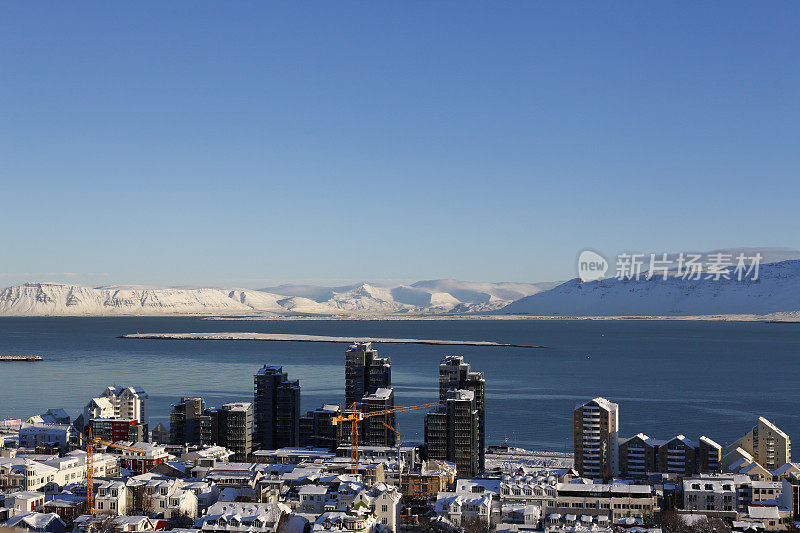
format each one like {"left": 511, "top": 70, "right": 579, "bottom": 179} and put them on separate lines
{"left": 382, "top": 505, "right": 388, "bottom": 512}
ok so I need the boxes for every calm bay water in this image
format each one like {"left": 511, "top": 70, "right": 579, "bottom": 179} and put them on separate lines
{"left": 0, "top": 317, "right": 798, "bottom": 451}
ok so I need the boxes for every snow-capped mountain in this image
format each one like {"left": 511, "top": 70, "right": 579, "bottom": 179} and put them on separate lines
{"left": 257, "top": 280, "right": 553, "bottom": 314}
{"left": 500, "top": 260, "right": 800, "bottom": 316}
{"left": 0, "top": 279, "right": 549, "bottom": 316}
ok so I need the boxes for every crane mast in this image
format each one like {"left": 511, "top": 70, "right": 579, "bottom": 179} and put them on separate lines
{"left": 331, "top": 401, "right": 439, "bottom": 474}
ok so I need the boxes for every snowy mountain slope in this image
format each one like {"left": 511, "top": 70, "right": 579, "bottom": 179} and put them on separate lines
{"left": 410, "top": 279, "right": 556, "bottom": 303}
{"left": 0, "top": 283, "right": 290, "bottom": 316}
{"left": 258, "top": 279, "right": 549, "bottom": 313}
{"left": 500, "top": 260, "right": 800, "bottom": 316}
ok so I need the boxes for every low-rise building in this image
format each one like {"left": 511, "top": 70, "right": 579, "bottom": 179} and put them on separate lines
{"left": 198, "top": 501, "right": 292, "bottom": 533}
{"left": 19, "top": 424, "right": 77, "bottom": 454}
{"left": 551, "top": 481, "right": 656, "bottom": 524}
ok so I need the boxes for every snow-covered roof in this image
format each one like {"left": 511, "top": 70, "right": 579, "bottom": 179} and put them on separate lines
{"left": 699, "top": 436, "right": 721, "bottom": 449}
{"left": 577, "top": 397, "right": 617, "bottom": 412}
{"left": 5, "top": 512, "right": 65, "bottom": 529}
{"left": 221, "top": 401, "right": 252, "bottom": 412}
{"left": 758, "top": 417, "right": 789, "bottom": 440}
{"left": 747, "top": 506, "right": 781, "bottom": 519}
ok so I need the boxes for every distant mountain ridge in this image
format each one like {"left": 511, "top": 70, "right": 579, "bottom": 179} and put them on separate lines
{"left": 0, "top": 279, "right": 553, "bottom": 317}
{"left": 500, "top": 260, "right": 800, "bottom": 317}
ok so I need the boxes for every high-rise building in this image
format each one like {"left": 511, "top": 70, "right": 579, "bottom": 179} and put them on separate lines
{"left": 361, "top": 388, "right": 396, "bottom": 447}
{"left": 424, "top": 389, "right": 480, "bottom": 477}
{"left": 151, "top": 423, "right": 169, "bottom": 444}
{"left": 169, "top": 397, "right": 212, "bottom": 445}
{"left": 574, "top": 397, "right": 619, "bottom": 479}
{"left": 345, "top": 342, "right": 391, "bottom": 408}
{"left": 254, "top": 365, "right": 301, "bottom": 450}
{"left": 437, "top": 356, "right": 485, "bottom": 471}
{"left": 299, "top": 404, "right": 341, "bottom": 449}
{"left": 83, "top": 386, "right": 149, "bottom": 440}
{"left": 210, "top": 402, "right": 253, "bottom": 461}
{"left": 727, "top": 417, "right": 791, "bottom": 471}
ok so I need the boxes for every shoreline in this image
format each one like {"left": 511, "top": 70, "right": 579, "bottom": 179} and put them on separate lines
{"left": 118, "top": 331, "right": 546, "bottom": 348}
{"left": 0, "top": 312, "right": 798, "bottom": 322}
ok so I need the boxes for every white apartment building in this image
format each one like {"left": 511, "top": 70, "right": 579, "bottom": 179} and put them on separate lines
{"left": 95, "top": 480, "right": 129, "bottom": 514}
{"left": 436, "top": 491, "right": 493, "bottom": 528}
{"left": 352, "top": 482, "right": 402, "bottom": 532}
{"left": 500, "top": 472, "right": 558, "bottom": 505}
{"left": 126, "top": 474, "right": 199, "bottom": 519}
{"left": 298, "top": 484, "right": 335, "bottom": 514}
{"left": 683, "top": 476, "right": 738, "bottom": 516}
{"left": 0, "top": 451, "right": 117, "bottom": 493}
{"left": 199, "top": 501, "right": 291, "bottom": 533}
{"left": 18, "top": 423, "right": 76, "bottom": 453}
{"left": 84, "top": 386, "right": 148, "bottom": 426}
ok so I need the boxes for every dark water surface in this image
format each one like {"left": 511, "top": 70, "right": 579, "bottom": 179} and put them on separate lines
{"left": 0, "top": 317, "right": 798, "bottom": 451}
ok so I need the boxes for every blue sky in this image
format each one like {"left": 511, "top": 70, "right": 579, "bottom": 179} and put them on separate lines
{"left": 1, "top": 3, "right": 799, "bottom": 287}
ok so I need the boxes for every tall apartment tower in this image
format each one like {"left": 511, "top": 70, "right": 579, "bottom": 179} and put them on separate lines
{"left": 254, "top": 365, "right": 301, "bottom": 450}
{"left": 169, "top": 397, "right": 211, "bottom": 445}
{"left": 727, "top": 417, "right": 791, "bottom": 470}
{"left": 362, "top": 388, "right": 396, "bottom": 447}
{"left": 341, "top": 342, "right": 395, "bottom": 447}
{"left": 438, "top": 356, "right": 485, "bottom": 471}
{"left": 345, "top": 342, "right": 391, "bottom": 408}
{"left": 210, "top": 402, "right": 253, "bottom": 462}
{"left": 425, "top": 389, "right": 480, "bottom": 477}
{"left": 574, "top": 397, "right": 619, "bottom": 479}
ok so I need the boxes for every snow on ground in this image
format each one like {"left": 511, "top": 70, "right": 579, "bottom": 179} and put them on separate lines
{"left": 484, "top": 448, "right": 574, "bottom": 472}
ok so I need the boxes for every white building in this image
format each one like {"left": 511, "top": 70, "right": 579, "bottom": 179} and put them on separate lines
{"left": 84, "top": 386, "right": 148, "bottom": 426}
{"left": 552, "top": 481, "right": 656, "bottom": 524}
{"left": 436, "top": 491, "right": 493, "bottom": 528}
{"left": 18, "top": 423, "right": 76, "bottom": 453}
{"left": 198, "top": 501, "right": 292, "bottom": 533}
{"left": 0, "top": 451, "right": 117, "bottom": 493}
{"left": 352, "top": 482, "right": 401, "bottom": 532}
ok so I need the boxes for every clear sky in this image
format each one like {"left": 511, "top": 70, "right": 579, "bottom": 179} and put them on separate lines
{"left": 2, "top": 2, "right": 799, "bottom": 287}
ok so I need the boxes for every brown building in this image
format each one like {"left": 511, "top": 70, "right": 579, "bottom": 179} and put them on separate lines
{"left": 574, "top": 397, "right": 619, "bottom": 479}
{"left": 618, "top": 433, "right": 721, "bottom": 478}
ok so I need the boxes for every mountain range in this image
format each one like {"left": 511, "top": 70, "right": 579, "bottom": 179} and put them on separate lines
{"left": 2, "top": 260, "right": 799, "bottom": 318}
{"left": 0, "top": 279, "right": 556, "bottom": 317}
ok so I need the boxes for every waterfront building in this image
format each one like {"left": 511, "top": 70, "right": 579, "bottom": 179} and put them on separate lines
{"left": 299, "top": 404, "right": 340, "bottom": 449}
{"left": 425, "top": 389, "right": 480, "bottom": 478}
{"left": 169, "top": 397, "right": 212, "bottom": 446}
{"left": 618, "top": 433, "right": 721, "bottom": 478}
{"left": 573, "top": 397, "right": 619, "bottom": 479}
{"left": 344, "top": 342, "right": 391, "bottom": 408}
{"left": 254, "top": 366, "right": 301, "bottom": 450}
{"left": 438, "top": 356, "right": 485, "bottom": 472}
{"left": 727, "top": 417, "right": 791, "bottom": 472}
{"left": 211, "top": 402, "right": 253, "bottom": 461}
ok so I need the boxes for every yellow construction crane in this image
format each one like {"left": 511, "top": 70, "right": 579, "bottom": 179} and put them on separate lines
{"left": 85, "top": 427, "right": 146, "bottom": 515}
{"left": 332, "top": 401, "right": 439, "bottom": 474}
